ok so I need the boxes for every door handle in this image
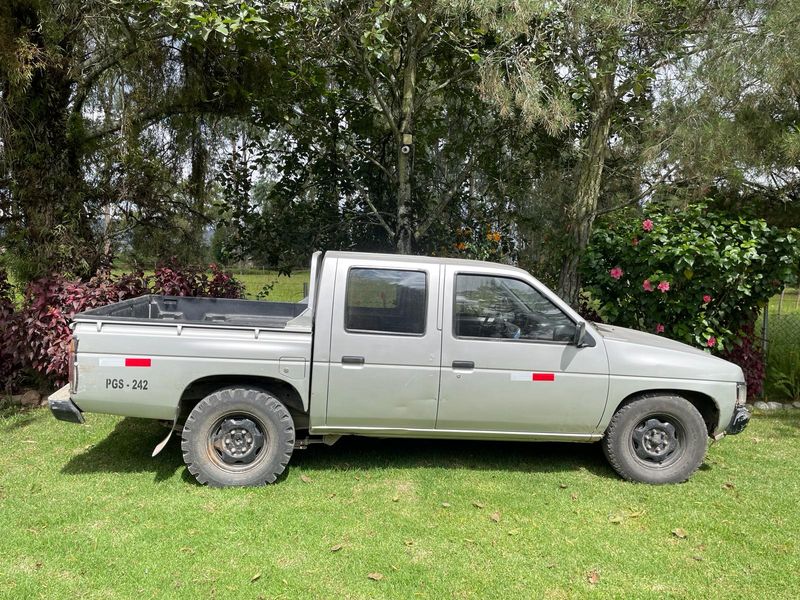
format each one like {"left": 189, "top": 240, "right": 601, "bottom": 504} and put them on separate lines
{"left": 452, "top": 360, "right": 474, "bottom": 370}
{"left": 341, "top": 356, "right": 365, "bottom": 365}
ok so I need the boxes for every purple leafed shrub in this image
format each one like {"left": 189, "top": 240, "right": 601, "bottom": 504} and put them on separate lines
{"left": 208, "top": 263, "right": 246, "bottom": 299}
{"left": 0, "top": 263, "right": 244, "bottom": 390}
{"left": 152, "top": 258, "right": 244, "bottom": 299}
{"left": 0, "top": 270, "right": 20, "bottom": 393}
{"left": 720, "top": 321, "right": 765, "bottom": 398}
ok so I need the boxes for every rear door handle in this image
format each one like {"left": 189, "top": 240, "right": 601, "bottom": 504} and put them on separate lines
{"left": 341, "top": 356, "right": 365, "bottom": 365}
{"left": 452, "top": 360, "right": 474, "bottom": 370}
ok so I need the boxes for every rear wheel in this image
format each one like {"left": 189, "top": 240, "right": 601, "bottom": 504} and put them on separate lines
{"left": 602, "top": 394, "right": 708, "bottom": 484}
{"left": 181, "top": 387, "right": 295, "bottom": 487}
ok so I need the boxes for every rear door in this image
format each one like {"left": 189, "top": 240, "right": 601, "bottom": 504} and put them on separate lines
{"left": 325, "top": 257, "right": 441, "bottom": 429}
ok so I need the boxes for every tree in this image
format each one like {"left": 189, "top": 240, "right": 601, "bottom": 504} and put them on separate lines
{"left": 0, "top": 0, "right": 286, "bottom": 281}
{"left": 654, "top": 0, "right": 800, "bottom": 226}
{"left": 464, "top": 0, "right": 723, "bottom": 303}
{"left": 284, "top": 0, "right": 490, "bottom": 253}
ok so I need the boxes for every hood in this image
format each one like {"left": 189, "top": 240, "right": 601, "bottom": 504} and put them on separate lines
{"left": 593, "top": 323, "right": 744, "bottom": 383}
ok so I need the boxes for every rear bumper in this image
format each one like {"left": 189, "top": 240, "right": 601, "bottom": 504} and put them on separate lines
{"left": 726, "top": 405, "right": 750, "bottom": 436}
{"left": 48, "top": 385, "right": 85, "bottom": 424}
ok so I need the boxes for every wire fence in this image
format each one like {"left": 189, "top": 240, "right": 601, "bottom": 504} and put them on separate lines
{"left": 762, "top": 288, "right": 800, "bottom": 402}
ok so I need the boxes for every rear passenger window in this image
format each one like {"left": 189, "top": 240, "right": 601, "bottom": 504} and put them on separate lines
{"left": 345, "top": 268, "right": 427, "bottom": 335}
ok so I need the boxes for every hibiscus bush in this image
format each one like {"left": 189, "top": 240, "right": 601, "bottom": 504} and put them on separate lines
{"left": 582, "top": 203, "right": 799, "bottom": 393}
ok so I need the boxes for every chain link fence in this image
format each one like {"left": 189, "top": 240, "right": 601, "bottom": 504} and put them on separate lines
{"left": 762, "top": 288, "right": 800, "bottom": 402}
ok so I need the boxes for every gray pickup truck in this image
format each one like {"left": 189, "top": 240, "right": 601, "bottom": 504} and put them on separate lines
{"left": 49, "top": 251, "right": 750, "bottom": 486}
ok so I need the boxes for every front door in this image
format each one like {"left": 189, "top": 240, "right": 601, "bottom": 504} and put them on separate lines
{"left": 325, "top": 257, "right": 441, "bottom": 429}
{"left": 437, "top": 267, "right": 609, "bottom": 435}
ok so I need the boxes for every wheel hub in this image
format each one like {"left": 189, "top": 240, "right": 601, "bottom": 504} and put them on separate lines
{"left": 632, "top": 418, "right": 678, "bottom": 462}
{"left": 211, "top": 417, "right": 265, "bottom": 464}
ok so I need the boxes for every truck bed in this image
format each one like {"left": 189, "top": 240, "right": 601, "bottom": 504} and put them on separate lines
{"left": 74, "top": 295, "right": 308, "bottom": 329}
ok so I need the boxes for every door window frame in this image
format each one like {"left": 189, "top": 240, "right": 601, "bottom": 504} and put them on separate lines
{"left": 343, "top": 266, "right": 429, "bottom": 337}
{"left": 450, "top": 271, "right": 578, "bottom": 346}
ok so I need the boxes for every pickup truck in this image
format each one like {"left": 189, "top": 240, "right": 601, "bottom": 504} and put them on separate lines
{"left": 49, "top": 251, "right": 750, "bottom": 487}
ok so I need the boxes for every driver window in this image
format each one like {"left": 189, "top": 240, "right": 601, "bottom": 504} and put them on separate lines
{"left": 454, "top": 274, "right": 576, "bottom": 342}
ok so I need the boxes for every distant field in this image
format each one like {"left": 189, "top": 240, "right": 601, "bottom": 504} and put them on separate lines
{"left": 231, "top": 270, "right": 310, "bottom": 302}
{"left": 106, "top": 268, "right": 311, "bottom": 302}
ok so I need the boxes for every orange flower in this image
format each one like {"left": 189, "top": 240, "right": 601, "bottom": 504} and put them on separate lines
{"left": 487, "top": 231, "right": 501, "bottom": 242}
{"left": 455, "top": 242, "right": 466, "bottom": 251}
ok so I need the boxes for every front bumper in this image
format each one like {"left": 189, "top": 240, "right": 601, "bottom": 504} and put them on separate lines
{"left": 48, "top": 384, "right": 85, "bottom": 424}
{"left": 726, "top": 405, "right": 750, "bottom": 436}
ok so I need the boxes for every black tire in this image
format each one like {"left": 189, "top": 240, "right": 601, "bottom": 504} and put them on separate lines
{"left": 602, "top": 394, "right": 708, "bottom": 484}
{"left": 181, "top": 387, "right": 295, "bottom": 487}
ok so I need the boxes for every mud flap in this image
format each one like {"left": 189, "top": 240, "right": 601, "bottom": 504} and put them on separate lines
{"left": 152, "top": 416, "right": 178, "bottom": 457}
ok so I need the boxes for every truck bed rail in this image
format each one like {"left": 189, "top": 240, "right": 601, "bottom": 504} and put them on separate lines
{"left": 74, "top": 295, "right": 307, "bottom": 329}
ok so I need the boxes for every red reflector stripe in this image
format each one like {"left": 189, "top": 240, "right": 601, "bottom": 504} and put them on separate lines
{"left": 532, "top": 373, "right": 554, "bottom": 381}
{"left": 125, "top": 358, "right": 151, "bottom": 367}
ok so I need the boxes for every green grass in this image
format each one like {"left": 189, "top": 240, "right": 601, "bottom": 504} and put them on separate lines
{"left": 1, "top": 408, "right": 799, "bottom": 599}
{"left": 769, "top": 288, "right": 800, "bottom": 315}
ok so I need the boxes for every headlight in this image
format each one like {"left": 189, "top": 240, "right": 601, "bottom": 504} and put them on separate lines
{"left": 736, "top": 382, "right": 747, "bottom": 406}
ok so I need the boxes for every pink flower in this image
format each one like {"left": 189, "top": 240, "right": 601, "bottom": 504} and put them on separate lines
{"left": 642, "top": 279, "right": 654, "bottom": 292}
{"left": 642, "top": 219, "right": 654, "bottom": 232}
{"left": 707, "top": 336, "right": 716, "bottom": 348}
{"left": 657, "top": 280, "right": 670, "bottom": 293}
{"left": 703, "top": 294, "right": 712, "bottom": 304}
{"left": 609, "top": 267, "right": 624, "bottom": 280}
{"left": 655, "top": 323, "right": 665, "bottom": 333}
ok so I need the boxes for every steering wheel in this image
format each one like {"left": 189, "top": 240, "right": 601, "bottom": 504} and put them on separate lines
{"left": 481, "top": 315, "right": 521, "bottom": 339}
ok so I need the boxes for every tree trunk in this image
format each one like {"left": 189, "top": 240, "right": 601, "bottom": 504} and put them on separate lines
{"left": 557, "top": 69, "right": 616, "bottom": 305}
{"left": 395, "top": 19, "right": 420, "bottom": 255}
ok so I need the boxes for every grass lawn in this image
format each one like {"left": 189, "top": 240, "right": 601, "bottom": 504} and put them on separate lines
{"left": 1, "top": 408, "right": 798, "bottom": 599}
{"left": 769, "top": 287, "right": 800, "bottom": 315}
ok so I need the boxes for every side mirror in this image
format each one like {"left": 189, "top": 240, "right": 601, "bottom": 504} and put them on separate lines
{"left": 573, "top": 320, "right": 587, "bottom": 346}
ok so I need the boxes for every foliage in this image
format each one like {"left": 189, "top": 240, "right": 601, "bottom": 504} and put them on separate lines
{"left": 582, "top": 203, "right": 800, "bottom": 353}
{"left": 448, "top": 222, "right": 516, "bottom": 263}
{"left": 4, "top": 274, "right": 143, "bottom": 387}
{"left": 0, "top": 264, "right": 244, "bottom": 389}
{"left": 719, "top": 322, "right": 765, "bottom": 398}
{"left": 771, "top": 366, "right": 800, "bottom": 402}
{"left": 151, "top": 258, "right": 246, "bottom": 298}
{"left": 764, "top": 313, "right": 800, "bottom": 401}
{"left": 656, "top": 0, "right": 800, "bottom": 225}
{"left": 0, "top": 270, "right": 20, "bottom": 392}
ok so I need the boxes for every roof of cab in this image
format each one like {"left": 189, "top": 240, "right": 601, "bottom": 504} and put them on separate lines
{"left": 323, "top": 251, "right": 531, "bottom": 276}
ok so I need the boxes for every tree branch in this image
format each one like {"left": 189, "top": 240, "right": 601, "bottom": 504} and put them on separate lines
{"left": 415, "top": 66, "right": 474, "bottom": 112}
{"left": 414, "top": 154, "right": 475, "bottom": 240}
{"left": 343, "top": 32, "right": 401, "bottom": 139}
{"left": 592, "top": 164, "right": 678, "bottom": 217}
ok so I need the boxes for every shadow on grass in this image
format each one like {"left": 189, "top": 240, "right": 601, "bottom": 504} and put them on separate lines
{"left": 292, "top": 435, "right": 616, "bottom": 480}
{"left": 62, "top": 417, "right": 184, "bottom": 483}
{"left": 61, "top": 417, "right": 617, "bottom": 483}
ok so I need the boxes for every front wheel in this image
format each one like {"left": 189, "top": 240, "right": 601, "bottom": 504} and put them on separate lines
{"left": 602, "top": 394, "right": 708, "bottom": 484}
{"left": 181, "top": 387, "right": 295, "bottom": 487}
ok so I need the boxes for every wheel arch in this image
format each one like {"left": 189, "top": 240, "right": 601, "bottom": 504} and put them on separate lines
{"left": 178, "top": 375, "right": 308, "bottom": 428}
{"left": 605, "top": 389, "right": 720, "bottom": 437}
